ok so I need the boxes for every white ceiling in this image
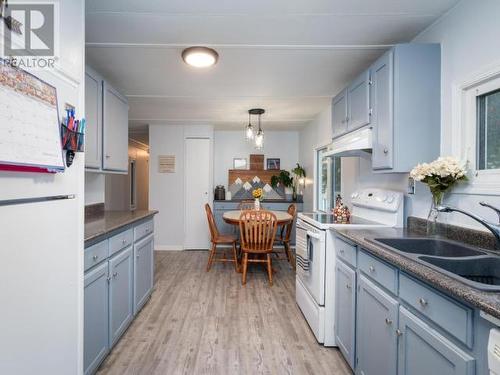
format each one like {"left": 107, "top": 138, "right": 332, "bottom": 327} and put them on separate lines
{"left": 85, "top": 0, "right": 459, "bottom": 131}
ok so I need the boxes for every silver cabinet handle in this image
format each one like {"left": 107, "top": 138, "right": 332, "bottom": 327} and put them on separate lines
{"left": 419, "top": 298, "right": 428, "bottom": 307}
{"left": 105, "top": 155, "right": 111, "bottom": 159}
{"left": 136, "top": 254, "right": 140, "bottom": 259}
{"left": 396, "top": 329, "right": 403, "bottom": 336}
{"left": 92, "top": 255, "right": 99, "bottom": 261}
{"left": 385, "top": 318, "right": 393, "bottom": 325}
{"left": 346, "top": 284, "right": 351, "bottom": 289}
{"left": 107, "top": 277, "right": 112, "bottom": 283}
{"left": 113, "top": 272, "right": 118, "bottom": 278}
{"left": 383, "top": 148, "right": 389, "bottom": 154}
{"left": 369, "top": 265, "right": 375, "bottom": 273}
{"left": 339, "top": 249, "right": 345, "bottom": 254}
{"left": 122, "top": 239, "right": 127, "bottom": 244}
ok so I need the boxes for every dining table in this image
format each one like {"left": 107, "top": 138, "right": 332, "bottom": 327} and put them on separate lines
{"left": 222, "top": 210, "right": 293, "bottom": 274}
{"left": 222, "top": 210, "right": 293, "bottom": 226}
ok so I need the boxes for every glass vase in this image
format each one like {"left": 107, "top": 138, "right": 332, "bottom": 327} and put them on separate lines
{"left": 426, "top": 192, "right": 444, "bottom": 237}
{"left": 254, "top": 199, "right": 260, "bottom": 211}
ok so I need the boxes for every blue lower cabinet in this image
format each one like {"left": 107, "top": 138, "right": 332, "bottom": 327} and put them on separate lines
{"left": 84, "top": 262, "right": 109, "bottom": 375}
{"left": 356, "top": 275, "right": 398, "bottom": 375}
{"left": 335, "top": 259, "right": 356, "bottom": 368}
{"left": 134, "top": 234, "right": 154, "bottom": 314}
{"left": 398, "top": 307, "right": 475, "bottom": 375}
{"left": 109, "top": 246, "right": 134, "bottom": 347}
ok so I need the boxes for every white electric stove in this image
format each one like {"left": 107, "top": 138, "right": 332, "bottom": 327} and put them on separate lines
{"left": 295, "top": 188, "right": 404, "bottom": 346}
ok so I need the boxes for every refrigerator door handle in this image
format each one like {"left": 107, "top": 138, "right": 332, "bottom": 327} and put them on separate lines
{"left": 0, "top": 194, "right": 75, "bottom": 207}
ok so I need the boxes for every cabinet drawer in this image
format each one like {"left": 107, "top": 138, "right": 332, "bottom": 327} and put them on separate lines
{"left": 84, "top": 240, "right": 109, "bottom": 271}
{"left": 134, "top": 220, "right": 154, "bottom": 241}
{"left": 109, "top": 229, "right": 133, "bottom": 256}
{"left": 358, "top": 249, "right": 398, "bottom": 294}
{"left": 335, "top": 237, "right": 357, "bottom": 267}
{"left": 399, "top": 273, "right": 473, "bottom": 347}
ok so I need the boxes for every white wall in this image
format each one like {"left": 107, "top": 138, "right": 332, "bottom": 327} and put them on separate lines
{"left": 214, "top": 130, "right": 299, "bottom": 187}
{"left": 0, "top": 1, "right": 85, "bottom": 373}
{"left": 149, "top": 124, "right": 214, "bottom": 249}
{"left": 299, "top": 0, "right": 500, "bottom": 231}
{"left": 407, "top": 0, "right": 500, "bottom": 229}
{"left": 298, "top": 105, "right": 333, "bottom": 212}
{"left": 85, "top": 172, "right": 105, "bottom": 205}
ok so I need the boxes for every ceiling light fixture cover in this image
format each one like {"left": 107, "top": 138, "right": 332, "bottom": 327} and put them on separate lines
{"left": 182, "top": 46, "right": 219, "bottom": 68}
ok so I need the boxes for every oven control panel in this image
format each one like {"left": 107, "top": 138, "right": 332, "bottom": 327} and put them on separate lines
{"left": 351, "top": 188, "right": 402, "bottom": 212}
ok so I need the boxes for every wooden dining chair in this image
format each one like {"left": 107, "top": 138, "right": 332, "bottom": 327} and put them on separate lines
{"left": 239, "top": 210, "right": 278, "bottom": 286}
{"left": 274, "top": 204, "right": 297, "bottom": 268}
{"left": 205, "top": 204, "right": 239, "bottom": 272}
{"left": 238, "top": 200, "right": 255, "bottom": 210}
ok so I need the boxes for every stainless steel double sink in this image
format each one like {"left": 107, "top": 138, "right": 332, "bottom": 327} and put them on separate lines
{"left": 368, "top": 237, "right": 500, "bottom": 291}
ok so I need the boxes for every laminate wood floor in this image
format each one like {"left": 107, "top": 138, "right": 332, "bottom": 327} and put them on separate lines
{"left": 97, "top": 250, "right": 351, "bottom": 375}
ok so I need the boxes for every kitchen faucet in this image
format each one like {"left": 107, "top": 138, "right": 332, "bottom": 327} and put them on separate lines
{"left": 436, "top": 202, "right": 500, "bottom": 249}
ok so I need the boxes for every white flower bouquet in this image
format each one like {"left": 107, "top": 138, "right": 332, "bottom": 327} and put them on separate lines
{"left": 410, "top": 157, "right": 468, "bottom": 235}
{"left": 410, "top": 156, "right": 468, "bottom": 203}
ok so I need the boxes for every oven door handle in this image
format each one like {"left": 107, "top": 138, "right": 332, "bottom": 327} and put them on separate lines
{"left": 306, "top": 230, "right": 322, "bottom": 240}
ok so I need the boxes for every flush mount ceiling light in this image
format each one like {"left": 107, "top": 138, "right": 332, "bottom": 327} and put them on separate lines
{"left": 182, "top": 46, "right": 219, "bottom": 68}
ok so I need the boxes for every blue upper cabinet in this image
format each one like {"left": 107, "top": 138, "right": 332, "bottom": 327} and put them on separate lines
{"left": 335, "top": 259, "right": 356, "bottom": 369}
{"left": 331, "top": 43, "right": 440, "bottom": 172}
{"left": 370, "top": 50, "right": 394, "bottom": 170}
{"left": 109, "top": 246, "right": 134, "bottom": 347}
{"left": 398, "top": 307, "right": 475, "bottom": 375}
{"left": 84, "top": 262, "right": 109, "bottom": 375}
{"left": 356, "top": 275, "right": 398, "bottom": 375}
{"left": 332, "top": 88, "right": 348, "bottom": 138}
{"left": 347, "top": 70, "right": 371, "bottom": 132}
{"left": 370, "top": 43, "right": 441, "bottom": 172}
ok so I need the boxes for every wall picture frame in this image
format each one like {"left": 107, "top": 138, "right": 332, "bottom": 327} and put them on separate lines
{"left": 267, "top": 158, "right": 280, "bottom": 170}
{"left": 233, "top": 158, "right": 247, "bottom": 170}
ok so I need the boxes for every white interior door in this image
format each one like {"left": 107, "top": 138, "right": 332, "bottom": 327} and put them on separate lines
{"left": 184, "top": 138, "right": 211, "bottom": 249}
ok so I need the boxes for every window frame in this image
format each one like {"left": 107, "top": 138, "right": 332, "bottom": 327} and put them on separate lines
{"left": 453, "top": 67, "right": 500, "bottom": 195}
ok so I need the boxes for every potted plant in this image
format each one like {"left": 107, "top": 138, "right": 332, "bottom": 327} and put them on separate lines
{"left": 410, "top": 156, "right": 467, "bottom": 235}
{"left": 270, "top": 170, "right": 293, "bottom": 199}
{"left": 291, "top": 163, "right": 306, "bottom": 201}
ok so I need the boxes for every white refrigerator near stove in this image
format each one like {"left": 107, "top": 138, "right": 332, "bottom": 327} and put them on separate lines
{"left": 295, "top": 188, "right": 404, "bottom": 346}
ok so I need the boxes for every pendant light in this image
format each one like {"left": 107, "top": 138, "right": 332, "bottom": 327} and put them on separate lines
{"left": 245, "top": 111, "right": 254, "bottom": 140}
{"left": 252, "top": 109, "right": 265, "bottom": 150}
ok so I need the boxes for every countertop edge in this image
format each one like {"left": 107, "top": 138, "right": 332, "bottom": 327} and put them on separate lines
{"left": 335, "top": 230, "right": 500, "bottom": 320}
{"left": 85, "top": 210, "right": 159, "bottom": 244}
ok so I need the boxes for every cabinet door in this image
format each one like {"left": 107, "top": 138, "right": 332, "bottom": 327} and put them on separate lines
{"left": 335, "top": 259, "right": 356, "bottom": 369}
{"left": 109, "top": 246, "right": 134, "bottom": 347}
{"left": 347, "top": 70, "right": 371, "bottom": 131}
{"left": 84, "top": 262, "right": 109, "bottom": 375}
{"left": 134, "top": 234, "right": 154, "bottom": 315}
{"left": 103, "top": 82, "right": 129, "bottom": 172}
{"left": 356, "top": 275, "right": 398, "bottom": 375}
{"left": 370, "top": 50, "right": 394, "bottom": 170}
{"left": 84, "top": 67, "right": 102, "bottom": 169}
{"left": 332, "top": 88, "right": 348, "bottom": 138}
{"left": 398, "top": 307, "right": 475, "bottom": 375}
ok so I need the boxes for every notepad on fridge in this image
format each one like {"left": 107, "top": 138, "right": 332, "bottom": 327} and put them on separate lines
{"left": 0, "top": 59, "right": 64, "bottom": 172}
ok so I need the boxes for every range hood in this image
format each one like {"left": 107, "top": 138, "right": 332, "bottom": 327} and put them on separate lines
{"left": 324, "top": 126, "right": 372, "bottom": 158}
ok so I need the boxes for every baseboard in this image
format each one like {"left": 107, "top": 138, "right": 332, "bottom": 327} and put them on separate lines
{"left": 155, "top": 245, "right": 184, "bottom": 251}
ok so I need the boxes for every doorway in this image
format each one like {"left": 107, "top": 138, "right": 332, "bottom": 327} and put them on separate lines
{"left": 184, "top": 138, "right": 211, "bottom": 249}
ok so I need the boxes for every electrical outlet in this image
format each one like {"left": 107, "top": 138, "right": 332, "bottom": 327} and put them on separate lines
{"left": 407, "top": 177, "right": 416, "bottom": 195}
